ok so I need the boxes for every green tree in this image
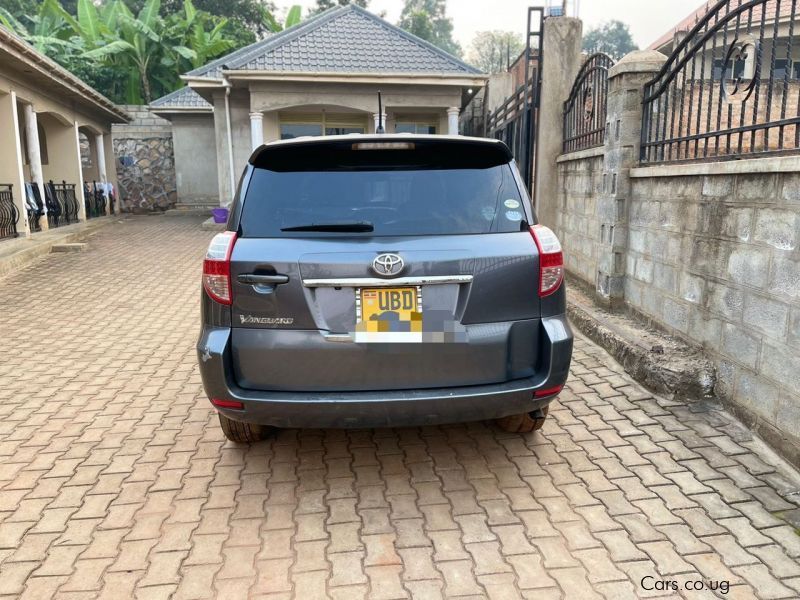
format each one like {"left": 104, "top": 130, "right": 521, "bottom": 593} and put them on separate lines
{"left": 0, "top": 0, "right": 80, "bottom": 56}
{"left": 125, "top": 0, "right": 276, "bottom": 43}
{"left": 582, "top": 20, "right": 637, "bottom": 60}
{"left": 467, "top": 30, "right": 523, "bottom": 74}
{"left": 1, "top": 0, "right": 304, "bottom": 104}
{"left": 398, "top": 0, "right": 460, "bottom": 57}
{"left": 0, "top": 0, "right": 40, "bottom": 21}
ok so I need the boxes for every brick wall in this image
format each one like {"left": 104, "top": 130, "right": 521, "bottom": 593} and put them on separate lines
{"left": 625, "top": 165, "right": 800, "bottom": 446}
{"left": 551, "top": 51, "right": 800, "bottom": 463}
{"left": 555, "top": 149, "right": 604, "bottom": 285}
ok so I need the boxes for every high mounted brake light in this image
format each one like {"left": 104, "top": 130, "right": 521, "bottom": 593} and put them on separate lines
{"left": 530, "top": 225, "right": 564, "bottom": 297}
{"left": 202, "top": 231, "right": 237, "bottom": 305}
{"left": 352, "top": 142, "right": 415, "bottom": 150}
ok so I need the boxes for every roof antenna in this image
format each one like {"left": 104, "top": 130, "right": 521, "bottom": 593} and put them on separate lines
{"left": 376, "top": 91, "right": 385, "bottom": 134}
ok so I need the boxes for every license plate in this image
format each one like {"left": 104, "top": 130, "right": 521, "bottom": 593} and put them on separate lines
{"left": 355, "top": 287, "right": 422, "bottom": 342}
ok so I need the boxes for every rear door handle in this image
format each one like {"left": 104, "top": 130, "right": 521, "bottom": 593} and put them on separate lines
{"left": 237, "top": 274, "right": 290, "bottom": 285}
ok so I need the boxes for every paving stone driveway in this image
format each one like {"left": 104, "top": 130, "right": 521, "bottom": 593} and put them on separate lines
{"left": 1, "top": 215, "right": 800, "bottom": 600}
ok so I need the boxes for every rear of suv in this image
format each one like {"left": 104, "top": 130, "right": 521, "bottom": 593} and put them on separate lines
{"left": 197, "top": 135, "right": 573, "bottom": 442}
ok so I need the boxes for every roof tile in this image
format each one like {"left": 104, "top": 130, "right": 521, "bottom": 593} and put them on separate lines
{"left": 150, "top": 86, "right": 211, "bottom": 110}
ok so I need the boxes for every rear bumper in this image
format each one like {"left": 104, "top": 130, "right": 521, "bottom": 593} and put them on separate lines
{"left": 197, "top": 315, "right": 573, "bottom": 429}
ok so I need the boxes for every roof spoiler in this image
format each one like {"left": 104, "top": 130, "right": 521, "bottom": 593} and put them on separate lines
{"left": 250, "top": 136, "right": 513, "bottom": 171}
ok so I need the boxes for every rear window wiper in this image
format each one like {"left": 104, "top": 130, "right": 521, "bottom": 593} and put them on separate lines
{"left": 280, "top": 221, "right": 374, "bottom": 233}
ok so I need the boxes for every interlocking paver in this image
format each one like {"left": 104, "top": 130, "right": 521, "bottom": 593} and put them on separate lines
{"left": 1, "top": 215, "right": 799, "bottom": 599}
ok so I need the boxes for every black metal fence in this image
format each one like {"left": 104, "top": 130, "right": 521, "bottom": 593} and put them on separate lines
{"left": 0, "top": 184, "right": 18, "bottom": 241}
{"left": 563, "top": 53, "right": 614, "bottom": 153}
{"left": 84, "top": 181, "right": 108, "bottom": 219}
{"left": 486, "top": 81, "right": 537, "bottom": 172}
{"left": 485, "top": 7, "right": 544, "bottom": 196}
{"left": 642, "top": 0, "right": 800, "bottom": 164}
{"left": 46, "top": 181, "right": 80, "bottom": 229}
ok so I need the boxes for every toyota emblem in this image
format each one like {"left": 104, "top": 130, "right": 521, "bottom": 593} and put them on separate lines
{"left": 372, "top": 253, "right": 404, "bottom": 277}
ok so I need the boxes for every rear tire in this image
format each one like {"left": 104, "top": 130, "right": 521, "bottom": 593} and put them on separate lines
{"left": 218, "top": 413, "right": 272, "bottom": 443}
{"left": 496, "top": 406, "right": 550, "bottom": 433}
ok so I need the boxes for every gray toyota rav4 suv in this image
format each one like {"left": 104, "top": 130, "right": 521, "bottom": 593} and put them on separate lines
{"left": 197, "top": 134, "right": 573, "bottom": 442}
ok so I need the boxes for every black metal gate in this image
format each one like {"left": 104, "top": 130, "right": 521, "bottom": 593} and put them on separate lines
{"left": 0, "top": 184, "right": 18, "bottom": 241}
{"left": 485, "top": 7, "right": 544, "bottom": 198}
{"left": 641, "top": 0, "right": 800, "bottom": 163}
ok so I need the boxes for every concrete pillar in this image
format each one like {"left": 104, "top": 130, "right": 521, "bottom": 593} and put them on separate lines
{"left": 0, "top": 92, "right": 30, "bottom": 236}
{"left": 595, "top": 50, "right": 668, "bottom": 306}
{"left": 74, "top": 122, "right": 87, "bottom": 221}
{"left": 534, "top": 17, "right": 583, "bottom": 228}
{"left": 372, "top": 112, "right": 387, "bottom": 133}
{"left": 212, "top": 94, "right": 232, "bottom": 205}
{"left": 249, "top": 112, "right": 263, "bottom": 151}
{"left": 23, "top": 104, "right": 48, "bottom": 228}
{"left": 447, "top": 107, "right": 460, "bottom": 135}
{"left": 95, "top": 134, "right": 107, "bottom": 184}
{"left": 102, "top": 132, "right": 120, "bottom": 214}
{"left": 95, "top": 134, "right": 108, "bottom": 214}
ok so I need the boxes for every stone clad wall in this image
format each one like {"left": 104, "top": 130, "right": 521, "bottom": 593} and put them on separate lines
{"left": 111, "top": 105, "right": 177, "bottom": 212}
{"left": 626, "top": 165, "right": 800, "bottom": 445}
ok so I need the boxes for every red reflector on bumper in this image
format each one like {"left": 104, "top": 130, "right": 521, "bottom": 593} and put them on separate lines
{"left": 534, "top": 385, "right": 563, "bottom": 398}
{"left": 211, "top": 398, "right": 244, "bottom": 409}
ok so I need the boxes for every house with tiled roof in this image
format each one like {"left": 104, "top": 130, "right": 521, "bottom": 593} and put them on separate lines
{"left": 150, "top": 4, "right": 487, "bottom": 206}
{"left": 648, "top": 0, "right": 798, "bottom": 54}
{"left": 0, "top": 26, "right": 127, "bottom": 241}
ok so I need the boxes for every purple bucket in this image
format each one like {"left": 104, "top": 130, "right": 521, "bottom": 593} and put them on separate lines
{"left": 211, "top": 207, "right": 229, "bottom": 224}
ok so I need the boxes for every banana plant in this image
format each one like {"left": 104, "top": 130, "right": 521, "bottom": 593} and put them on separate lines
{"left": 168, "top": 0, "right": 235, "bottom": 70}
{"left": 0, "top": 0, "right": 79, "bottom": 55}
{"left": 0, "top": 0, "right": 278, "bottom": 105}
{"left": 263, "top": 5, "right": 303, "bottom": 33}
{"left": 80, "top": 0, "right": 167, "bottom": 103}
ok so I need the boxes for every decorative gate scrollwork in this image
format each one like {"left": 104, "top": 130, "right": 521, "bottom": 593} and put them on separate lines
{"left": 641, "top": 0, "right": 800, "bottom": 163}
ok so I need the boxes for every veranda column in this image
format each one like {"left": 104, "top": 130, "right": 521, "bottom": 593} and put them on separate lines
{"left": 249, "top": 112, "right": 263, "bottom": 151}
{"left": 2, "top": 92, "right": 29, "bottom": 236}
{"left": 447, "top": 107, "right": 460, "bottom": 135}
{"left": 95, "top": 133, "right": 108, "bottom": 214}
{"left": 73, "top": 122, "right": 87, "bottom": 221}
{"left": 23, "top": 103, "right": 48, "bottom": 230}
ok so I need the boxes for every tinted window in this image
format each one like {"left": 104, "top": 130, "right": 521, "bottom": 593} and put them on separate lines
{"left": 240, "top": 163, "right": 525, "bottom": 238}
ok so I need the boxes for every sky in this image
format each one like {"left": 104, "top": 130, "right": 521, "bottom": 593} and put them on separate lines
{"left": 287, "top": 0, "right": 706, "bottom": 52}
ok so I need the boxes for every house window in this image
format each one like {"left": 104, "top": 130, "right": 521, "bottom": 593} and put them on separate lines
{"left": 395, "top": 122, "right": 437, "bottom": 134}
{"left": 773, "top": 59, "right": 790, "bottom": 80}
{"left": 280, "top": 113, "right": 367, "bottom": 139}
{"left": 280, "top": 123, "right": 323, "bottom": 139}
{"left": 712, "top": 57, "right": 746, "bottom": 80}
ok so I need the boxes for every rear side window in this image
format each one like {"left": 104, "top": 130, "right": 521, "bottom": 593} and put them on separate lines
{"left": 240, "top": 154, "right": 526, "bottom": 238}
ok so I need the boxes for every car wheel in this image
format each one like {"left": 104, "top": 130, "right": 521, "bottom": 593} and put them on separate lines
{"left": 218, "top": 413, "right": 273, "bottom": 443}
{"left": 496, "top": 405, "right": 549, "bottom": 433}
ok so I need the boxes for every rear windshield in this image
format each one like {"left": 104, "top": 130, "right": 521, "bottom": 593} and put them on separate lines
{"left": 240, "top": 162, "right": 526, "bottom": 238}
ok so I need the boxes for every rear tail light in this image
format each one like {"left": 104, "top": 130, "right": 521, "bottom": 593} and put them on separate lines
{"left": 211, "top": 398, "right": 244, "bottom": 409}
{"left": 203, "top": 231, "right": 237, "bottom": 305}
{"left": 534, "top": 385, "right": 563, "bottom": 398}
{"left": 530, "top": 225, "right": 564, "bottom": 297}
